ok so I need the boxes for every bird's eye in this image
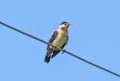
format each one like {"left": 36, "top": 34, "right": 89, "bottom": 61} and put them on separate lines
{"left": 64, "top": 23, "right": 67, "bottom": 25}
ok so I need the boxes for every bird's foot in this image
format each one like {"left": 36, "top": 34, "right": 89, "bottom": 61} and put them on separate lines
{"left": 61, "top": 49, "right": 66, "bottom": 54}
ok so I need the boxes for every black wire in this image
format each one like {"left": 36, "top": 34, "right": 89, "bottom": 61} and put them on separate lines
{"left": 0, "top": 21, "right": 120, "bottom": 77}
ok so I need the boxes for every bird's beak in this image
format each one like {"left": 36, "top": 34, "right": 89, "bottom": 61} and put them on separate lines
{"left": 68, "top": 23, "right": 71, "bottom": 26}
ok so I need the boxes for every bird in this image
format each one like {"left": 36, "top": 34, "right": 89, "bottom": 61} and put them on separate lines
{"left": 44, "top": 21, "right": 71, "bottom": 63}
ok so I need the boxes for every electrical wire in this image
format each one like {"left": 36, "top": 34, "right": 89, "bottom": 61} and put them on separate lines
{"left": 0, "top": 21, "right": 120, "bottom": 77}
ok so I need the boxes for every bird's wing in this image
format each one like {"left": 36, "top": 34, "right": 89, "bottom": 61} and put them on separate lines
{"left": 47, "top": 30, "right": 58, "bottom": 50}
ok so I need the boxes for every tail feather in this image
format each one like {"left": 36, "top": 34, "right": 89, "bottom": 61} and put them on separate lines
{"left": 44, "top": 49, "right": 53, "bottom": 63}
{"left": 51, "top": 50, "right": 60, "bottom": 58}
{"left": 44, "top": 55, "right": 50, "bottom": 63}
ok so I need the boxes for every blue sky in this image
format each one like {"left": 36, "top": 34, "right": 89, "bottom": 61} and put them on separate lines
{"left": 0, "top": 0, "right": 120, "bottom": 81}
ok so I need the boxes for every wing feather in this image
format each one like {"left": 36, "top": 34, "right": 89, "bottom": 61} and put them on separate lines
{"left": 47, "top": 30, "right": 58, "bottom": 50}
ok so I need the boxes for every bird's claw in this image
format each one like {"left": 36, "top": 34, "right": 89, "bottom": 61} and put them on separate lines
{"left": 62, "top": 49, "right": 66, "bottom": 54}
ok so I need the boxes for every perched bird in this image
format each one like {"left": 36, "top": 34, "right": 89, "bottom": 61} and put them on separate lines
{"left": 44, "top": 21, "right": 71, "bottom": 63}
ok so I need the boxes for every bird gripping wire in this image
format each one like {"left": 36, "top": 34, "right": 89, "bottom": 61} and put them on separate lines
{"left": 0, "top": 21, "right": 120, "bottom": 77}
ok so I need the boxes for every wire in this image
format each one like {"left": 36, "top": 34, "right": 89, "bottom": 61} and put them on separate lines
{"left": 0, "top": 21, "right": 120, "bottom": 77}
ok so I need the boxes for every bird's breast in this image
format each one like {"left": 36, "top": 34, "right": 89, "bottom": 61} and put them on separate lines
{"left": 52, "top": 31, "right": 68, "bottom": 48}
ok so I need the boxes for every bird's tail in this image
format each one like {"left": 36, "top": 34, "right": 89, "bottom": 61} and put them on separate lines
{"left": 44, "top": 50, "right": 53, "bottom": 63}
{"left": 44, "top": 55, "right": 50, "bottom": 63}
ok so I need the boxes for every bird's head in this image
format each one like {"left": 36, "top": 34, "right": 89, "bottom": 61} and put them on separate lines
{"left": 59, "top": 21, "right": 71, "bottom": 30}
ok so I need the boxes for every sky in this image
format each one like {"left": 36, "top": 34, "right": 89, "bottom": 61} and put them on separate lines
{"left": 0, "top": 0, "right": 120, "bottom": 81}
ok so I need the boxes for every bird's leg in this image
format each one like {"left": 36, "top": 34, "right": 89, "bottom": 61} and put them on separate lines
{"left": 61, "top": 49, "right": 66, "bottom": 54}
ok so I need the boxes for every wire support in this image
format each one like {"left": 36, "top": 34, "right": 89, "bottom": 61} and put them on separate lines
{"left": 0, "top": 21, "right": 120, "bottom": 77}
